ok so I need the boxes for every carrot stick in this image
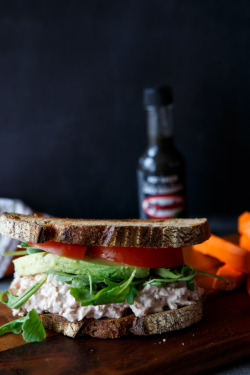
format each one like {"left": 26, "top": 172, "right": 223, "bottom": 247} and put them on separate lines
{"left": 247, "top": 275, "right": 250, "bottom": 296}
{"left": 238, "top": 211, "right": 250, "bottom": 236}
{"left": 192, "top": 234, "right": 250, "bottom": 273}
{"left": 183, "top": 247, "right": 222, "bottom": 271}
{"left": 238, "top": 211, "right": 250, "bottom": 226}
{"left": 239, "top": 234, "right": 250, "bottom": 252}
{"left": 212, "top": 264, "right": 245, "bottom": 291}
{"left": 183, "top": 247, "right": 222, "bottom": 292}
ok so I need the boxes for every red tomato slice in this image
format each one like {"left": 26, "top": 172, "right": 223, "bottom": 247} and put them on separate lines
{"left": 28, "top": 241, "right": 87, "bottom": 259}
{"left": 28, "top": 241, "right": 183, "bottom": 268}
{"left": 86, "top": 246, "right": 184, "bottom": 268}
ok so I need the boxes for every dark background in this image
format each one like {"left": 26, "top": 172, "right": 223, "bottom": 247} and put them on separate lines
{"left": 0, "top": 0, "right": 250, "bottom": 221}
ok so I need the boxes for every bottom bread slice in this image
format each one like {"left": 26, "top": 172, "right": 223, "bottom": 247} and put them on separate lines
{"left": 39, "top": 299, "right": 203, "bottom": 339}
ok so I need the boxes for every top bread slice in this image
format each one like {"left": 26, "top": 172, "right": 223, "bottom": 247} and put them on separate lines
{"left": 0, "top": 213, "right": 210, "bottom": 248}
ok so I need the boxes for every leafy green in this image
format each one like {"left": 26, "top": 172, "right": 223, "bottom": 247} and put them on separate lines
{"left": 148, "top": 264, "right": 197, "bottom": 290}
{"left": 47, "top": 263, "right": 224, "bottom": 306}
{"left": 155, "top": 264, "right": 196, "bottom": 280}
{"left": 3, "top": 242, "right": 45, "bottom": 257}
{"left": 126, "top": 285, "right": 140, "bottom": 304}
{"left": 0, "top": 275, "right": 47, "bottom": 309}
{"left": 0, "top": 309, "right": 46, "bottom": 342}
{"left": 70, "top": 270, "right": 136, "bottom": 306}
{"left": 47, "top": 270, "right": 105, "bottom": 289}
{"left": 18, "top": 242, "right": 45, "bottom": 254}
{"left": 154, "top": 268, "right": 181, "bottom": 279}
{"left": 3, "top": 251, "right": 28, "bottom": 256}
{"left": 22, "top": 310, "right": 46, "bottom": 342}
{"left": 48, "top": 270, "right": 140, "bottom": 305}
{"left": 194, "top": 269, "right": 227, "bottom": 280}
{"left": 70, "top": 286, "right": 95, "bottom": 302}
{"left": 0, "top": 316, "right": 25, "bottom": 335}
{"left": 147, "top": 264, "right": 227, "bottom": 291}
{"left": 18, "top": 241, "right": 30, "bottom": 248}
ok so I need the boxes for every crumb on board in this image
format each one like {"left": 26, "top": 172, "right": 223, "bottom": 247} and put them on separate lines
{"left": 154, "top": 339, "right": 167, "bottom": 344}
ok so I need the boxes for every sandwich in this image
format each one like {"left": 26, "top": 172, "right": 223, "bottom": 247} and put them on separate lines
{"left": 0, "top": 213, "right": 211, "bottom": 341}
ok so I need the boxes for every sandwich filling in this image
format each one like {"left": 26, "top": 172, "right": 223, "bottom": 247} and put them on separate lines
{"left": 10, "top": 273, "right": 204, "bottom": 322}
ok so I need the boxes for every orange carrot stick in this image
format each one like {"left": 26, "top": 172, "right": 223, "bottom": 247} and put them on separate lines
{"left": 238, "top": 211, "right": 250, "bottom": 226}
{"left": 238, "top": 211, "right": 250, "bottom": 236}
{"left": 192, "top": 235, "right": 250, "bottom": 273}
{"left": 183, "top": 247, "right": 222, "bottom": 271}
{"left": 247, "top": 275, "right": 250, "bottom": 296}
{"left": 239, "top": 234, "right": 250, "bottom": 252}
{"left": 183, "top": 247, "right": 222, "bottom": 292}
{"left": 212, "top": 264, "right": 245, "bottom": 291}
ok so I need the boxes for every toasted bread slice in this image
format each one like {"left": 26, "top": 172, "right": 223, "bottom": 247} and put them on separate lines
{"left": 0, "top": 213, "right": 210, "bottom": 248}
{"left": 39, "top": 300, "right": 203, "bottom": 338}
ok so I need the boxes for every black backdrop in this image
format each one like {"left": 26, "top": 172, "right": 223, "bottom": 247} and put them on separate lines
{"left": 0, "top": 0, "right": 250, "bottom": 219}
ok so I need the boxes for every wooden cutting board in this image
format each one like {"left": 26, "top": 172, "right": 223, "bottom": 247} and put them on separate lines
{"left": 0, "top": 286, "right": 249, "bottom": 374}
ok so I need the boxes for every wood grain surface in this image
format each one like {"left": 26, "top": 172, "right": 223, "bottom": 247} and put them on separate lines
{"left": 0, "top": 287, "right": 249, "bottom": 375}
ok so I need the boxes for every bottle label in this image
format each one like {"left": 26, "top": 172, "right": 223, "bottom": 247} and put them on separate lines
{"left": 137, "top": 172, "right": 185, "bottom": 219}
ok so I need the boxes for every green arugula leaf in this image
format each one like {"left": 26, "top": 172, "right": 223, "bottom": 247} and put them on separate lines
{"left": 149, "top": 264, "right": 197, "bottom": 290}
{"left": 47, "top": 271, "right": 105, "bottom": 288}
{"left": 154, "top": 268, "right": 181, "bottom": 279}
{"left": 194, "top": 269, "right": 228, "bottom": 281}
{"left": 103, "top": 278, "right": 118, "bottom": 286}
{"left": 145, "top": 278, "right": 177, "bottom": 286}
{"left": 22, "top": 310, "right": 46, "bottom": 342}
{"left": 0, "top": 316, "right": 26, "bottom": 335}
{"left": 3, "top": 251, "right": 28, "bottom": 256}
{"left": 186, "top": 279, "right": 195, "bottom": 291}
{"left": 18, "top": 242, "right": 30, "bottom": 248}
{"left": 4, "top": 241, "right": 44, "bottom": 256}
{"left": 69, "top": 286, "right": 94, "bottom": 302}
{"left": 0, "top": 275, "right": 47, "bottom": 309}
{"left": 0, "top": 309, "right": 46, "bottom": 342}
{"left": 18, "top": 242, "right": 44, "bottom": 254}
{"left": 151, "top": 264, "right": 225, "bottom": 290}
{"left": 71, "top": 270, "right": 136, "bottom": 306}
{"left": 47, "top": 271, "right": 75, "bottom": 284}
{"left": 126, "top": 285, "right": 140, "bottom": 305}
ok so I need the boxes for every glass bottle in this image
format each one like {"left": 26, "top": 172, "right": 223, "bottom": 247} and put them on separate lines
{"left": 137, "top": 85, "right": 186, "bottom": 219}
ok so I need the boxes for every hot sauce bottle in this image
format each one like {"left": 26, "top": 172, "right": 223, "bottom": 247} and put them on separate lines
{"left": 137, "top": 85, "right": 186, "bottom": 219}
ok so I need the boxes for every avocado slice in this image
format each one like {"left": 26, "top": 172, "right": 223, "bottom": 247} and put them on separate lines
{"left": 13, "top": 253, "right": 150, "bottom": 280}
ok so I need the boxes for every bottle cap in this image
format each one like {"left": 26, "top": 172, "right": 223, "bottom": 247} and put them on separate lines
{"left": 143, "top": 85, "right": 173, "bottom": 107}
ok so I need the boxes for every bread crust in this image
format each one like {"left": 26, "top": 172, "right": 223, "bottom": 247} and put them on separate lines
{"left": 0, "top": 213, "right": 210, "bottom": 248}
{"left": 39, "top": 300, "right": 203, "bottom": 338}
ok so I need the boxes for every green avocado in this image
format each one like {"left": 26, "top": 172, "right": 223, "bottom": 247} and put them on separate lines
{"left": 13, "top": 252, "right": 149, "bottom": 280}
